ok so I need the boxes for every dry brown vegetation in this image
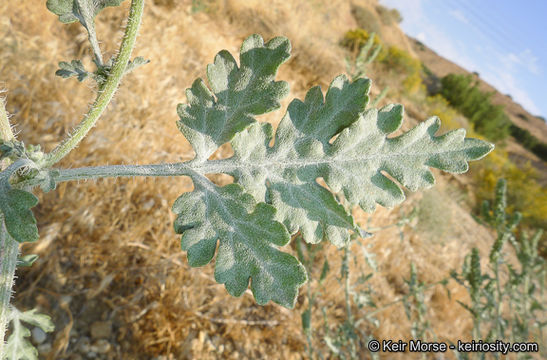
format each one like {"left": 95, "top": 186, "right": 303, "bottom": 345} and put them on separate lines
{"left": 1, "top": 1, "right": 544, "bottom": 359}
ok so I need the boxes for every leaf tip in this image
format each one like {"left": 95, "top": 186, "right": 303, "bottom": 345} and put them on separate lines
{"left": 464, "top": 138, "right": 495, "bottom": 161}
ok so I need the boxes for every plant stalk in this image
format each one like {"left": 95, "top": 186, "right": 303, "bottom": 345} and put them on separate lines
{"left": 86, "top": 19, "right": 104, "bottom": 67}
{"left": 44, "top": 0, "right": 145, "bottom": 168}
{"left": 75, "top": 0, "right": 104, "bottom": 66}
{"left": 0, "top": 98, "right": 17, "bottom": 357}
{"left": 0, "top": 223, "right": 18, "bottom": 356}
{"left": 0, "top": 98, "right": 14, "bottom": 143}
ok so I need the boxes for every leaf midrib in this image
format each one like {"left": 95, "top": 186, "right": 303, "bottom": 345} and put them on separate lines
{"left": 198, "top": 147, "right": 474, "bottom": 174}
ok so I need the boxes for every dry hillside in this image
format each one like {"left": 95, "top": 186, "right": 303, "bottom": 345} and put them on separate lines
{"left": 409, "top": 37, "right": 547, "bottom": 144}
{"left": 408, "top": 37, "right": 547, "bottom": 179}
{"left": 0, "top": 0, "right": 544, "bottom": 359}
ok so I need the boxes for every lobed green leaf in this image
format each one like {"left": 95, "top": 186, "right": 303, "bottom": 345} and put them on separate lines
{"left": 231, "top": 75, "right": 371, "bottom": 246}
{"left": 173, "top": 34, "right": 494, "bottom": 308}
{"left": 55, "top": 60, "right": 90, "bottom": 82}
{"left": 4, "top": 307, "right": 54, "bottom": 360}
{"left": 172, "top": 177, "right": 307, "bottom": 308}
{"left": 229, "top": 77, "right": 493, "bottom": 244}
{"left": 177, "top": 34, "right": 290, "bottom": 161}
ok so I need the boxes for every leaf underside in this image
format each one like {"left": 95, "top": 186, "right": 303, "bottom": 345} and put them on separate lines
{"left": 46, "top": 0, "right": 126, "bottom": 24}
{"left": 173, "top": 34, "right": 494, "bottom": 308}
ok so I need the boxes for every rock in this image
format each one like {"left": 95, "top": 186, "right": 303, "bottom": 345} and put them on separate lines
{"left": 32, "top": 327, "right": 47, "bottom": 344}
{"left": 70, "top": 327, "right": 79, "bottom": 341}
{"left": 76, "top": 336, "right": 91, "bottom": 353}
{"left": 90, "top": 320, "right": 112, "bottom": 339}
{"left": 37, "top": 342, "right": 51, "bottom": 354}
{"left": 60, "top": 295, "right": 73, "bottom": 306}
{"left": 91, "top": 339, "right": 111, "bottom": 354}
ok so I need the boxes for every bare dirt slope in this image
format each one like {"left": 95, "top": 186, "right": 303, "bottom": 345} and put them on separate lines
{"left": 1, "top": 1, "right": 541, "bottom": 359}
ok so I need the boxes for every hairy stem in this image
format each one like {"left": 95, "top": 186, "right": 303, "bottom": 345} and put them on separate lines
{"left": 492, "top": 236, "right": 507, "bottom": 340}
{"left": 0, "top": 222, "right": 18, "bottom": 357}
{"left": 44, "top": 0, "right": 145, "bottom": 168}
{"left": 86, "top": 20, "right": 104, "bottom": 66}
{"left": 0, "top": 97, "right": 14, "bottom": 142}
{"left": 52, "top": 162, "right": 196, "bottom": 183}
{"left": 342, "top": 244, "right": 353, "bottom": 326}
{"left": 76, "top": 0, "right": 104, "bottom": 66}
{"left": 0, "top": 99, "right": 17, "bottom": 355}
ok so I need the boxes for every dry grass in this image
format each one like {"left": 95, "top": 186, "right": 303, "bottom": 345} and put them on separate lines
{"left": 2, "top": 1, "right": 532, "bottom": 359}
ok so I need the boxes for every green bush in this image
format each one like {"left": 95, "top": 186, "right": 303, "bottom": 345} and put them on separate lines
{"left": 382, "top": 46, "right": 420, "bottom": 74}
{"left": 473, "top": 149, "right": 547, "bottom": 230}
{"left": 509, "top": 124, "right": 547, "bottom": 161}
{"left": 453, "top": 179, "right": 546, "bottom": 349}
{"left": 510, "top": 124, "right": 539, "bottom": 148}
{"left": 440, "top": 74, "right": 511, "bottom": 141}
{"left": 533, "top": 142, "right": 547, "bottom": 160}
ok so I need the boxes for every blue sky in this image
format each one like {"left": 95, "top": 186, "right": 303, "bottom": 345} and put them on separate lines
{"left": 379, "top": 0, "right": 547, "bottom": 119}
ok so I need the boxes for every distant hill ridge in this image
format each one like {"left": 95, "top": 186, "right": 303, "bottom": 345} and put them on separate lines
{"left": 407, "top": 36, "right": 547, "bottom": 144}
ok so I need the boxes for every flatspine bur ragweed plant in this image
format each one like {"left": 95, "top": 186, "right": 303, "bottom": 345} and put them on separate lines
{"left": 0, "top": 0, "right": 494, "bottom": 357}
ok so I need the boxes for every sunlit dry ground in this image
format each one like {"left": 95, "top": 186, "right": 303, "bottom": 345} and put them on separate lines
{"left": 1, "top": 1, "right": 533, "bottom": 359}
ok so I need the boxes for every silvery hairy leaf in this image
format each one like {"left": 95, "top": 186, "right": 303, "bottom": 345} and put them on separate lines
{"left": 173, "top": 34, "right": 494, "bottom": 308}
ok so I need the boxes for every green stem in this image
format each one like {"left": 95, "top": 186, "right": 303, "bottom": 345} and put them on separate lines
{"left": 44, "top": 0, "right": 145, "bottom": 168}
{"left": 76, "top": 0, "right": 104, "bottom": 66}
{"left": 0, "top": 99, "right": 17, "bottom": 356}
{"left": 0, "top": 222, "right": 18, "bottom": 357}
{"left": 303, "top": 241, "right": 317, "bottom": 360}
{"left": 86, "top": 20, "right": 104, "bottom": 67}
{"left": 342, "top": 245, "right": 353, "bottom": 326}
{"left": 493, "top": 259, "right": 503, "bottom": 341}
{"left": 0, "top": 97, "right": 14, "bottom": 142}
{"left": 54, "top": 162, "right": 195, "bottom": 182}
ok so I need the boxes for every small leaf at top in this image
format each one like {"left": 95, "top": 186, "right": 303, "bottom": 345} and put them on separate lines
{"left": 125, "top": 56, "right": 150, "bottom": 74}
{"left": 177, "top": 34, "right": 290, "bottom": 161}
{"left": 172, "top": 176, "right": 307, "bottom": 308}
{"left": 46, "top": 0, "right": 126, "bottom": 24}
{"left": 55, "top": 60, "right": 90, "bottom": 82}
